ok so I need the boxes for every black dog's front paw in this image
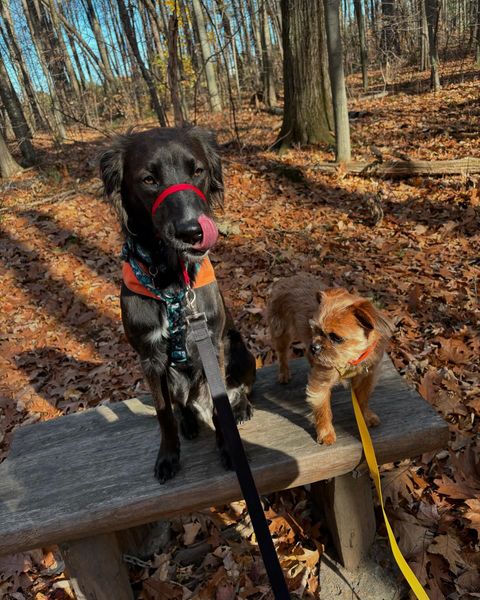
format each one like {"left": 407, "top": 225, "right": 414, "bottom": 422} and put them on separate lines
{"left": 234, "top": 400, "right": 253, "bottom": 425}
{"left": 154, "top": 450, "right": 180, "bottom": 483}
{"left": 179, "top": 405, "right": 200, "bottom": 440}
{"left": 220, "top": 446, "right": 234, "bottom": 471}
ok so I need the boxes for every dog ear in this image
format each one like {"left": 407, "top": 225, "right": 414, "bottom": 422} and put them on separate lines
{"left": 187, "top": 127, "right": 224, "bottom": 207}
{"left": 316, "top": 290, "right": 326, "bottom": 304}
{"left": 99, "top": 135, "right": 130, "bottom": 227}
{"left": 353, "top": 300, "right": 393, "bottom": 339}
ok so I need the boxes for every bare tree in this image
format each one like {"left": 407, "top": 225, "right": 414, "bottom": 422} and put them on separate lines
{"left": 260, "top": 0, "right": 277, "bottom": 107}
{"left": 425, "top": 0, "right": 441, "bottom": 90}
{"left": 324, "top": 0, "right": 351, "bottom": 162}
{"left": 192, "top": 0, "right": 223, "bottom": 112}
{"left": 274, "top": 0, "right": 333, "bottom": 151}
{"left": 0, "top": 130, "right": 22, "bottom": 177}
{"left": 116, "top": 0, "right": 167, "bottom": 126}
{"left": 168, "top": 14, "right": 187, "bottom": 126}
{"left": 353, "top": 0, "right": 369, "bottom": 91}
{"left": 0, "top": 57, "right": 36, "bottom": 164}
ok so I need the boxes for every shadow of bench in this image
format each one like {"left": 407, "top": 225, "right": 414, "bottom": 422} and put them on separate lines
{"left": 0, "top": 357, "right": 448, "bottom": 599}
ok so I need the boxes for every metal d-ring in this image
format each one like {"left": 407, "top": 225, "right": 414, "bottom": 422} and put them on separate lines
{"left": 185, "top": 287, "right": 197, "bottom": 314}
{"left": 149, "top": 265, "right": 158, "bottom": 276}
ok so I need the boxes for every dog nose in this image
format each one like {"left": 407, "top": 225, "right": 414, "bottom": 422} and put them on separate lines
{"left": 175, "top": 220, "right": 203, "bottom": 245}
{"left": 310, "top": 342, "right": 322, "bottom": 356}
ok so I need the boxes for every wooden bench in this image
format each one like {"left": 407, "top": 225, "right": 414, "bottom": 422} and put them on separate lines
{"left": 0, "top": 358, "right": 448, "bottom": 599}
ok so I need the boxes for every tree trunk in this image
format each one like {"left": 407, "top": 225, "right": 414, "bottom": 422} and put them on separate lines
{"left": 46, "top": 0, "right": 82, "bottom": 99}
{"left": 260, "top": 0, "right": 277, "bottom": 107}
{"left": 19, "top": 0, "right": 66, "bottom": 142}
{"left": 191, "top": 0, "right": 222, "bottom": 112}
{"left": 353, "top": 0, "right": 368, "bottom": 91}
{"left": 274, "top": 0, "right": 333, "bottom": 151}
{"left": 381, "top": 0, "right": 399, "bottom": 65}
{"left": 168, "top": 14, "right": 187, "bottom": 126}
{"left": 116, "top": 0, "right": 167, "bottom": 125}
{"left": 420, "top": 0, "right": 430, "bottom": 70}
{"left": 0, "top": 1, "right": 47, "bottom": 130}
{"left": 426, "top": 0, "right": 441, "bottom": 90}
{"left": 176, "top": 0, "right": 197, "bottom": 75}
{"left": 0, "top": 57, "right": 36, "bottom": 165}
{"left": 246, "top": 0, "right": 264, "bottom": 86}
{"left": 0, "top": 131, "right": 23, "bottom": 178}
{"left": 324, "top": 0, "right": 351, "bottom": 162}
{"left": 475, "top": 0, "right": 480, "bottom": 64}
{"left": 82, "top": 0, "right": 116, "bottom": 89}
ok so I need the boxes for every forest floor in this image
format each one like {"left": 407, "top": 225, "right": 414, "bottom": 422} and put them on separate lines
{"left": 0, "top": 60, "right": 479, "bottom": 599}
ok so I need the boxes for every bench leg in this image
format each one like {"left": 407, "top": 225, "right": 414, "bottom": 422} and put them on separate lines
{"left": 311, "top": 470, "right": 376, "bottom": 570}
{"left": 60, "top": 532, "right": 133, "bottom": 600}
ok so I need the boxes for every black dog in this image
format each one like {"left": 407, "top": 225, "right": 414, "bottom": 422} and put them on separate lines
{"left": 100, "top": 127, "right": 255, "bottom": 483}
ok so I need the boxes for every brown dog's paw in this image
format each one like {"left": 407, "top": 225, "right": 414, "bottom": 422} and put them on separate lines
{"left": 317, "top": 427, "right": 337, "bottom": 446}
{"left": 278, "top": 369, "right": 291, "bottom": 384}
{"left": 365, "top": 410, "right": 380, "bottom": 428}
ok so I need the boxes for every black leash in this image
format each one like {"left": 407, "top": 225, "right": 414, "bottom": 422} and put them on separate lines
{"left": 188, "top": 310, "right": 291, "bottom": 600}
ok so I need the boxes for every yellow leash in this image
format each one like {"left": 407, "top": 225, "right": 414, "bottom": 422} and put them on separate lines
{"left": 351, "top": 388, "right": 430, "bottom": 600}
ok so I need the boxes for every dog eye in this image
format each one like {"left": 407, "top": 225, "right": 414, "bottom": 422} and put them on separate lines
{"left": 193, "top": 167, "right": 204, "bottom": 177}
{"left": 328, "top": 332, "right": 344, "bottom": 344}
{"left": 143, "top": 176, "right": 156, "bottom": 185}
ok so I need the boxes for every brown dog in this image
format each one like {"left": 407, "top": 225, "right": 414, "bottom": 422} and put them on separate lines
{"left": 267, "top": 274, "right": 393, "bottom": 445}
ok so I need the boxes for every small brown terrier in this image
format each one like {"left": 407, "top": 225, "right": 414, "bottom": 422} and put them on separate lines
{"left": 267, "top": 275, "right": 393, "bottom": 445}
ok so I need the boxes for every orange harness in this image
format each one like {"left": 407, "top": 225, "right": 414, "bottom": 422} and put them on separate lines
{"left": 122, "top": 256, "right": 216, "bottom": 299}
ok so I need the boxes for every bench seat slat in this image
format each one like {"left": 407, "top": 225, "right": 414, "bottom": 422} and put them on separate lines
{"left": 0, "top": 358, "right": 448, "bottom": 555}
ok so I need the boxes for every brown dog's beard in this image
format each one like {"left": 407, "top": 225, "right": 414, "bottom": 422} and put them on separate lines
{"left": 306, "top": 367, "right": 338, "bottom": 445}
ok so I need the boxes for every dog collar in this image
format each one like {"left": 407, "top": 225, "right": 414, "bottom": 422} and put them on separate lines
{"left": 348, "top": 341, "right": 378, "bottom": 366}
{"left": 151, "top": 184, "right": 206, "bottom": 216}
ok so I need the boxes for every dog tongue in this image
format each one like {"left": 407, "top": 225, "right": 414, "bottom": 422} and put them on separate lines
{"left": 194, "top": 214, "right": 218, "bottom": 251}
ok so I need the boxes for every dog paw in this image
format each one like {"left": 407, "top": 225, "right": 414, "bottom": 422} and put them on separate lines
{"left": 220, "top": 446, "right": 234, "bottom": 471}
{"left": 180, "top": 410, "right": 200, "bottom": 440}
{"left": 278, "top": 371, "right": 291, "bottom": 384}
{"left": 365, "top": 411, "right": 380, "bottom": 428}
{"left": 234, "top": 401, "right": 253, "bottom": 425}
{"left": 317, "top": 427, "right": 337, "bottom": 446}
{"left": 154, "top": 451, "right": 180, "bottom": 484}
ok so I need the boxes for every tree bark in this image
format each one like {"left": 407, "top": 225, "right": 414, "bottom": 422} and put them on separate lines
{"left": 420, "top": 0, "right": 430, "bottom": 70}
{"left": 0, "top": 1, "right": 47, "bottom": 130}
{"left": 324, "top": 0, "right": 351, "bottom": 162}
{"left": 0, "top": 131, "right": 23, "bottom": 178}
{"left": 475, "top": 0, "right": 480, "bottom": 64}
{"left": 381, "top": 0, "right": 400, "bottom": 64}
{"left": 19, "top": 0, "right": 66, "bottom": 142}
{"left": 274, "top": 0, "right": 333, "bottom": 151}
{"left": 116, "top": 0, "right": 167, "bottom": 126}
{"left": 191, "top": 0, "right": 222, "bottom": 112}
{"left": 353, "top": 0, "right": 369, "bottom": 91}
{"left": 0, "top": 57, "right": 36, "bottom": 165}
{"left": 81, "top": 0, "right": 116, "bottom": 89}
{"left": 260, "top": 0, "right": 277, "bottom": 107}
{"left": 246, "top": 0, "right": 264, "bottom": 85}
{"left": 425, "top": 0, "right": 441, "bottom": 90}
{"left": 168, "top": 14, "right": 187, "bottom": 126}
{"left": 46, "top": 0, "right": 82, "bottom": 98}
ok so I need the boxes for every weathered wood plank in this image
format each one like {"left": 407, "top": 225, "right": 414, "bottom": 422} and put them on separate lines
{"left": 0, "top": 358, "right": 448, "bottom": 555}
{"left": 311, "top": 471, "right": 376, "bottom": 570}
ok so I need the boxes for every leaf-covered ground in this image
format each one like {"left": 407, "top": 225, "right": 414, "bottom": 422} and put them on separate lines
{"left": 0, "top": 63, "right": 479, "bottom": 599}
